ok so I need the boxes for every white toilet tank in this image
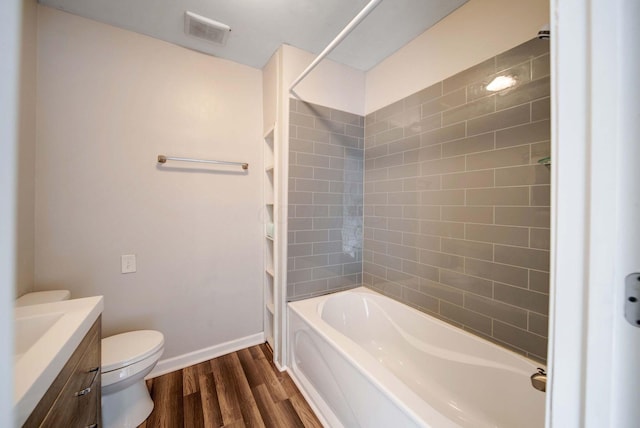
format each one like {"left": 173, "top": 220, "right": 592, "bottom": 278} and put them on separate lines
{"left": 15, "top": 290, "right": 71, "bottom": 307}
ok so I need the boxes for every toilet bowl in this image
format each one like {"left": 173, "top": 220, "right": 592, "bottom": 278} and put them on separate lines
{"left": 16, "top": 291, "right": 164, "bottom": 428}
{"left": 101, "top": 330, "right": 164, "bottom": 428}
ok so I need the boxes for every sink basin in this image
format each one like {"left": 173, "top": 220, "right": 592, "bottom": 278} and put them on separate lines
{"left": 14, "top": 296, "right": 103, "bottom": 426}
{"left": 14, "top": 312, "right": 64, "bottom": 360}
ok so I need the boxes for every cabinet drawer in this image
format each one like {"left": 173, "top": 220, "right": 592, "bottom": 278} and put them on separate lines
{"left": 21, "top": 312, "right": 101, "bottom": 428}
{"left": 40, "top": 328, "right": 100, "bottom": 427}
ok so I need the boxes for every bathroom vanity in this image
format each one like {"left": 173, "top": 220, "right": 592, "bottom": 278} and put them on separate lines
{"left": 23, "top": 317, "right": 101, "bottom": 427}
{"left": 14, "top": 296, "right": 104, "bottom": 427}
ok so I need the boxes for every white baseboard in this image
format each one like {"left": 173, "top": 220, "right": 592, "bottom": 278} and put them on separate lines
{"left": 147, "top": 332, "right": 265, "bottom": 379}
{"left": 274, "top": 359, "right": 287, "bottom": 372}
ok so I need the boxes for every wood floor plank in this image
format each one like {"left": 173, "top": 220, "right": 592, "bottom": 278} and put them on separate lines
{"left": 255, "top": 345, "right": 300, "bottom": 399}
{"left": 289, "top": 394, "right": 323, "bottom": 428}
{"left": 236, "top": 347, "right": 264, "bottom": 389}
{"left": 250, "top": 346, "right": 288, "bottom": 403}
{"left": 275, "top": 399, "right": 307, "bottom": 428}
{"left": 222, "top": 353, "right": 266, "bottom": 428}
{"left": 198, "top": 372, "right": 224, "bottom": 428}
{"left": 183, "top": 364, "right": 200, "bottom": 396}
{"left": 195, "top": 360, "right": 213, "bottom": 375}
{"left": 250, "top": 384, "right": 282, "bottom": 428}
{"left": 145, "top": 370, "right": 184, "bottom": 428}
{"left": 139, "top": 344, "right": 322, "bottom": 428}
{"left": 211, "top": 355, "right": 244, "bottom": 425}
{"left": 278, "top": 369, "right": 304, "bottom": 399}
{"left": 183, "top": 392, "right": 205, "bottom": 428}
{"left": 253, "top": 383, "right": 307, "bottom": 428}
{"left": 221, "top": 420, "right": 247, "bottom": 428}
{"left": 183, "top": 359, "right": 214, "bottom": 397}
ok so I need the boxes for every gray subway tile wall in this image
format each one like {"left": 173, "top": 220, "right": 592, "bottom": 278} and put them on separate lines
{"left": 363, "top": 38, "right": 551, "bottom": 362}
{"left": 287, "top": 100, "right": 364, "bottom": 300}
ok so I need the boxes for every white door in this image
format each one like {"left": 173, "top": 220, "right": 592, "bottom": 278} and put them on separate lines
{"left": 548, "top": 0, "right": 640, "bottom": 426}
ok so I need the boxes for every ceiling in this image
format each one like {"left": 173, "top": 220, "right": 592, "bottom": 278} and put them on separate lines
{"left": 38, "top": 0, "right": 468, "bottom": 71}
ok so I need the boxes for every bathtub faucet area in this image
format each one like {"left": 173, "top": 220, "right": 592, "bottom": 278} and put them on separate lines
{"left": 530, "top": 368, "right": 547, "bottom": 392}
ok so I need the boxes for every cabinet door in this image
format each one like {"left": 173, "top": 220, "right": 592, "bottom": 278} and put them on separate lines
{"left": 40, "top": 331, "right": 100, "bottom": 428}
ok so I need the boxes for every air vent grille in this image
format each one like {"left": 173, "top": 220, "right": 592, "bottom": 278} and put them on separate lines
{"left": 184, "top": 11, "right": 231, "bottom": 45}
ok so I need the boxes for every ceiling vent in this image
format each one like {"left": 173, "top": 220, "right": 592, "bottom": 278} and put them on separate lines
{"left": 184, "top": 11, "right": 231, "bottom": 46}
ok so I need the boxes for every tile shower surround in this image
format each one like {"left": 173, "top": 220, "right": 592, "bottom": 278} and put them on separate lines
{"left": 363, "top": 38, "right": 551, "bottom": 362}
{"left": 287, "top": 100, "right": 364, "bottom": 300}
{"left": 286, "top": 38, "right": 550, "bottom": 362}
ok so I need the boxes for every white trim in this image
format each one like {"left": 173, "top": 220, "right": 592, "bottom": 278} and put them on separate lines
{"left": 146, "top": 333, "right": 265, "bottom": 379}
{"left": 546, "top": 0, "right": 589, "bottom": 425}
{"left": 273, "top": 359, "right": 286, "bottom": 373}
{"left": 549, "top": 0, "right": 639, "bottom": 426}
{"left": 275, "top": 49, "right": 289, "bottom": 368}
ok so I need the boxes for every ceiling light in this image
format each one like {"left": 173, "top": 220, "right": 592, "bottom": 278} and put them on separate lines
{"left": 486, "top": 75, "right": 517, "bottom": 92}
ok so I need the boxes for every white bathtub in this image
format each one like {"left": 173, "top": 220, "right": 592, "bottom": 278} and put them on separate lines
{"left": 287, "top": 287, "right": 546, "bottom": 428}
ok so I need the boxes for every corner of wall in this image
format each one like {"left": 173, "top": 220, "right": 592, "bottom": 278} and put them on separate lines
{"left": 16, "top": 0, "right": 38, "bottom": 297}
{"left": 281, "top": 44, "right": 366, "bottom": 116}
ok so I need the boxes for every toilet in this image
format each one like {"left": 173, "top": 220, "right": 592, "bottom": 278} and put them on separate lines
{"left": 16, "top": 290, "right": 164, "bottom": 428}
{"left": 101, "top": 330, "right": 164, "bottom": 428}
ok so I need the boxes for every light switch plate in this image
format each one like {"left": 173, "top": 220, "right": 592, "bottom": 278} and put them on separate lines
{"left": 121, "top": 254, "right": 136, "bottom": 274}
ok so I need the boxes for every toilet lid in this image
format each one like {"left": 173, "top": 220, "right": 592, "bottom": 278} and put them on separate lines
{"left": 102, "top": 330, "right": 164, "bottom": 373}
{"left": 15, "top": 290, "right": 70, "bottom": 307}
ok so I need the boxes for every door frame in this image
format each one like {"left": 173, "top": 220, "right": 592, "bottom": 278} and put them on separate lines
{"left": 548, "top": 0, "right": 639, "bottom": 426}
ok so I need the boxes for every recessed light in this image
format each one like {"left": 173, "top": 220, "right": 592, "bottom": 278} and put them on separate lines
{"left": 486, "top": 75, "right": 517, "bottom": 92}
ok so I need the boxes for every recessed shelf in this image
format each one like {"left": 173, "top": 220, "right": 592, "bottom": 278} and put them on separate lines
{"left": 263, "top": 121, "right": 277, "bottom": 364}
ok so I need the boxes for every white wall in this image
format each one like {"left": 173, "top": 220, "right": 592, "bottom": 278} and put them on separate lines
{"left": 16, "top": 0, "right": 37, "bottom": 298}
{"left": 262, "top": 50, "right": 279, "bottom": 134}
{"left": 365, "top": 0, "right": 549, "bottom": 114}
{"left": 283, "top": 44, "right": 365, "bottom": 116}
{"left": 35, "top": 6, "right": 264, "bottom": 359}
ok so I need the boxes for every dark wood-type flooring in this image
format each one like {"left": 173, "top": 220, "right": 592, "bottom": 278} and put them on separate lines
{"left": 138, "top": 344, "right": 323, "bottom": 428}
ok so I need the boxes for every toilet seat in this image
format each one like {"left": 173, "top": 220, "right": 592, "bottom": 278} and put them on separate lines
{"left": 101, "top": 347, "right": 164, "bottom": 388}
{"left": 102, "top": 330, "right": 164, "bottom": 373}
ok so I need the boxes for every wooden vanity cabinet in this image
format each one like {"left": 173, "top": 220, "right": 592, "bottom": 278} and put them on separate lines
{"left": 24, "top": 316, "right": 102, "bottom": 428}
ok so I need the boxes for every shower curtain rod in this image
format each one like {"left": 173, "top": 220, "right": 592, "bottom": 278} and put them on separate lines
{"left": 289, "top": 0, "right": 383, "bottom": 94}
